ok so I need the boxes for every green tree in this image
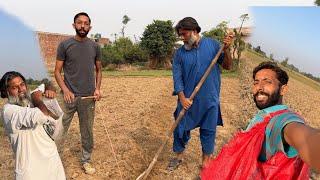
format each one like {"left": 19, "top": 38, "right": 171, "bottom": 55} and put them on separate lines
{"left": 140, "top": 20, "right": 176, "bottom": 69}
{"left": 232, "top": 14, "right": 249, "bottom": 64}
{"left": 315, "top": 0, "right": 320, "bottom": 6}
{"left": 269, "top": 53, "right": 274, "bottom": 61}
{"left": 202, "top": 21, "right": 228, "bottom": 43}
{"left": 101, "top": 37, "right": 148, "bottom": 67}
{"left": 121, "top": 15, "right": 131, "bottom": 37}
{"left": 280, "top": 57, "right": 289, "bottom": 67}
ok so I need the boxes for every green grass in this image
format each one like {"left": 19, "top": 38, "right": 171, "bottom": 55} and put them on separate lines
{"left": 102, "top": 68, "right": 238, "bottom": 78}
{"left": 102, "top": 69, "right": 172, "bottom": 77}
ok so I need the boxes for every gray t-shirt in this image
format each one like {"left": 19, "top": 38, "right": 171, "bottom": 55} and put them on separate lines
{"left": 56, "top": 37, "right": 101, "bottom": 96}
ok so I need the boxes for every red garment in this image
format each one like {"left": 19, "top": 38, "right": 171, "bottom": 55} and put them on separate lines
{"left": 201, "top": 109, "right": 309, "bottom": 180}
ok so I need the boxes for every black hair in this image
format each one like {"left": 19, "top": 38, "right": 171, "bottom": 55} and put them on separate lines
{"left": 74, "top": 12, "right": 91, "bottom": 24}
{"left": 0, "top": 71, "right": 26, "bottom": 98}
{"left": 175, "top": 17, "right": 201, "bottom": 35}
{"left": 253, "top": 61, "right": 289, "bottom": 85}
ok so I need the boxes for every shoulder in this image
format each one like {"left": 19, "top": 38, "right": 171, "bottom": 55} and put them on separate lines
{"left": 86, "top": 38, "right": 100, "bottom": 47}
{"left": 59, "top": 37, "right": 74, "bottom": 45}
{"left": 202, "top": 37, "right": 219, "bottom": 44}
{"left": 201, "top": 37, "right": 220, "bottom": 50}
{"left": 58, "top": 38, "right": 74, "bottom": 50}
{"left": 273, "top": 111, "right": 304, "bottom": 126}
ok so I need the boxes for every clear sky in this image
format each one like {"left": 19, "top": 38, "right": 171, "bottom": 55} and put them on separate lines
{"left": 0, "top": 0, "right": 317, "bottom": 79}
{"left": 250, "top": 7, "right": 320, "bottom": 77}
{"left": 0, "top": 10, "right": 48, "bottom": 80}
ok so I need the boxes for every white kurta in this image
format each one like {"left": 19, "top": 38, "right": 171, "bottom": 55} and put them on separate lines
{"left": 2, "top": 103, "right": 66, "bottom": 180}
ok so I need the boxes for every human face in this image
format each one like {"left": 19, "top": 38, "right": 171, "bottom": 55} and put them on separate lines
{"left": 252, "top": 69, "right": 287, "bottom": 110}
{"left": 73, "top": 15, "right": 91, "bottom": 38}
{"left": 7, "top": 76, "right": 30, "bottom": 107}
{"left": 178, "top": 29, "right": 198, "bottom": 49}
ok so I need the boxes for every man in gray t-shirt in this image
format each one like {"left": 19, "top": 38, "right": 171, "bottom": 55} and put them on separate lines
{"left": 54, "top": 12, "right": 102, "bottom": 175}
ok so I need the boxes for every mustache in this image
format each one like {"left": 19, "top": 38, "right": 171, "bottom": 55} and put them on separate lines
{"left": 7, "top": 91, "right": 31, "bottom": 107}
{"left": 254, "top": 91, "right": 270, "bottom": 98}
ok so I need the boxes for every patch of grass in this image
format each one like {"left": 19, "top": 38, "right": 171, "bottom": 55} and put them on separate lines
{"left": 103, "top": 68, "right": 238, "bottom": 78}
{"left": 102, "top": 69, "right": 172, "bottom": 77}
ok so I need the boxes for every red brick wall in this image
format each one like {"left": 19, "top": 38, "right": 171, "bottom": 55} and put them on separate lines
{"left": 36, "top": 31, "right": 71, "bottom": 72}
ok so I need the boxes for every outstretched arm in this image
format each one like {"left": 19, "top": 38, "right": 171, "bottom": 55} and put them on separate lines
{"left": 284, "top": 122, "right": 320, "bottom": 172}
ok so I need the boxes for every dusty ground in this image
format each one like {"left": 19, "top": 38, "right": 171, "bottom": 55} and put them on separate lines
{"left": 1, "top": 54, "right": 320, "bottom": 179}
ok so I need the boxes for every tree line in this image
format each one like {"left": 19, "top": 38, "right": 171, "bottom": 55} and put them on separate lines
{"left": 97, "top": 14, "right": 249, "bottom": 70}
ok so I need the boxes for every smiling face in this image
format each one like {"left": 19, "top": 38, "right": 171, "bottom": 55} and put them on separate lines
{"left": 252, "top": 69, "right": 287, "bottom": 110}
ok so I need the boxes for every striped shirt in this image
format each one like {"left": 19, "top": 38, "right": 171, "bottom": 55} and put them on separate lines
{"left": 246, "top": 105, "right": 304, "bottom": 161}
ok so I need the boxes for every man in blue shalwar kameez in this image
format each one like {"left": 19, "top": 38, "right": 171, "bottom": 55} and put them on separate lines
{"left": 169, "top": 17, "right": 233, "bottom": 170}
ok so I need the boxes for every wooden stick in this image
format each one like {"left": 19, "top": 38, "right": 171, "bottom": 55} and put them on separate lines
{"left": 81, "top": 96, "right": 106, "bottom": 100}
{"left": 136, "top": 44, "right": 225, "bottom": 180}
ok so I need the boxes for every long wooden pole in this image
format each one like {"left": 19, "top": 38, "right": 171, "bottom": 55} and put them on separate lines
{"left": 136, "top": 44, "right": 225, "bottom": 180}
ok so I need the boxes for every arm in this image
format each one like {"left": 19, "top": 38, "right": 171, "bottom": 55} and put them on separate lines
{"left": 93, "top": 60, "right": 102, "bottom": 101}
{"left": 54, "top": 60, "right": 74, "bottom": 103}
{"left": 221, "top": 48, "right": 232, "bottom": 70}
{"left": 3, "top": 104, "right": 50, "bottom": 131}
{"left": 44, "top": 81, "right": 57, "bottom": 99}
{"left": 221, "top": 33, "right": 234, "bottom": 70}
{"left": 284, "top": 122, "right": 320, "bottom": 171}
{"left": 172, "top": 52, "right": 192, "bottom": 110}
{"left": 31, "top": 90, "right": 58, "bottom": 119}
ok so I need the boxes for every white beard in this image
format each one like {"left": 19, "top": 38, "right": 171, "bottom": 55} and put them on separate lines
{"left": 7, "top": 91, "right": 32, "bottom": 107}
{"left": 184, "top": 33, "right": 198, "bottom": 50}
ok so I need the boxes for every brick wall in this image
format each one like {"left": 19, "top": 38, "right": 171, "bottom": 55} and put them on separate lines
{"left": 36, "top": 31, "right": 110, "bottom": 72}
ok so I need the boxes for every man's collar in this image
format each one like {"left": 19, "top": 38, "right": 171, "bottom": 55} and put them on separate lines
{"left": 259, "top": 104, "right": 288, "bottom": 114}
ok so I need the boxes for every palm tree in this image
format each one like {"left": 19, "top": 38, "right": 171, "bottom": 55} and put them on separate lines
{"left": 121, "top": 15, "right": 131, "bottom": 37}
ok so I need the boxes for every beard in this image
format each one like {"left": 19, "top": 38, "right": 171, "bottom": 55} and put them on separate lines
{"left": 184, "top": 33, "right": 197, "bottom": 50}
{"left": 253, "top": 88, "right": 282, "bottom": 110}
{"left": 75, "top": 27, "right": 89, "bottom": 38}
{"left": 7, "top": 91, "right": 31, "bottom": 107}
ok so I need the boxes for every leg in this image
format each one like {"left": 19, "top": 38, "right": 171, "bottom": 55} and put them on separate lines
{"left": 77, "top": 98, "right": 95, "bottom": 164}
{"left": 200, "top": 128, "right": 216, "bottom": 168}
{"left": 168, "top": 128, "right": 191, "bottom": 171}
{"left": 60, "top": 99, "right": 77, "bottom": 145}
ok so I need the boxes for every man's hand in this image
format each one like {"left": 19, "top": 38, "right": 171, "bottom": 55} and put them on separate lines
{"left": 223, "top": 33, "right": 234, "bottom": 50}
{"left": 63, "top": 89, "right": 75, "bottom": 103}
{"left": 180, "top": 97, "right": 193, "bottom": 110}
{"left": 44, "top": 90, "right": 56, "bottom": 99}
{"left": 178, "top": 92, "right": 193, "bottom": 110}
{"left": 93, "top": 89, "right": 101, "bottom": 101}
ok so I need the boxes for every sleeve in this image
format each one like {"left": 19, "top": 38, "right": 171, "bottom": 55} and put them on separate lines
{"left": 95, "top": 43, "right": 102, "bottom": 61}
{"left": 267, "top": 112, "right": 305, "bottom": 158}
{"left": 56, "top": 42, "right": 66, "bottom": 61}
{"left": 215, "top": 40, "right": 225, "bottom": 65}
{"left": 172, "top": 50, "right": 184, "bottom": 95}
{"left": 30, "top": 84, "right": 45, "bottom": 94}
{"left": 3, "top": 104, "right": 50, "bottom": 133}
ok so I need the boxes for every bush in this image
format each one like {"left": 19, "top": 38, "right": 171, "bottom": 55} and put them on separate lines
{"left": 101, "top": 37, "right": 148, "bottom": 67}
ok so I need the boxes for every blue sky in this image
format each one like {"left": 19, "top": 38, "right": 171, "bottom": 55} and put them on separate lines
{"left": 0, "top": 10, "right": 48, "bottom": 80}
{"left": 250, "top": 7, "right": 320, "bottom": 77}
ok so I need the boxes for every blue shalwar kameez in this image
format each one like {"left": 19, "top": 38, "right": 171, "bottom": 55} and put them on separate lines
{"left": 172, "top": 37, "right": 224, "bottom": 155}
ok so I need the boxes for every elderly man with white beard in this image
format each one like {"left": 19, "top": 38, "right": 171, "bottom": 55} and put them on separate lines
{"left": 0, "top": 71, "right": 65, "bottom": 180}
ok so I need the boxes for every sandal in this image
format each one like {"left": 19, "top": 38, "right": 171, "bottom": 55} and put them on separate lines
{"left": 167, "top": 158, "right": 182, "bottom": 171}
